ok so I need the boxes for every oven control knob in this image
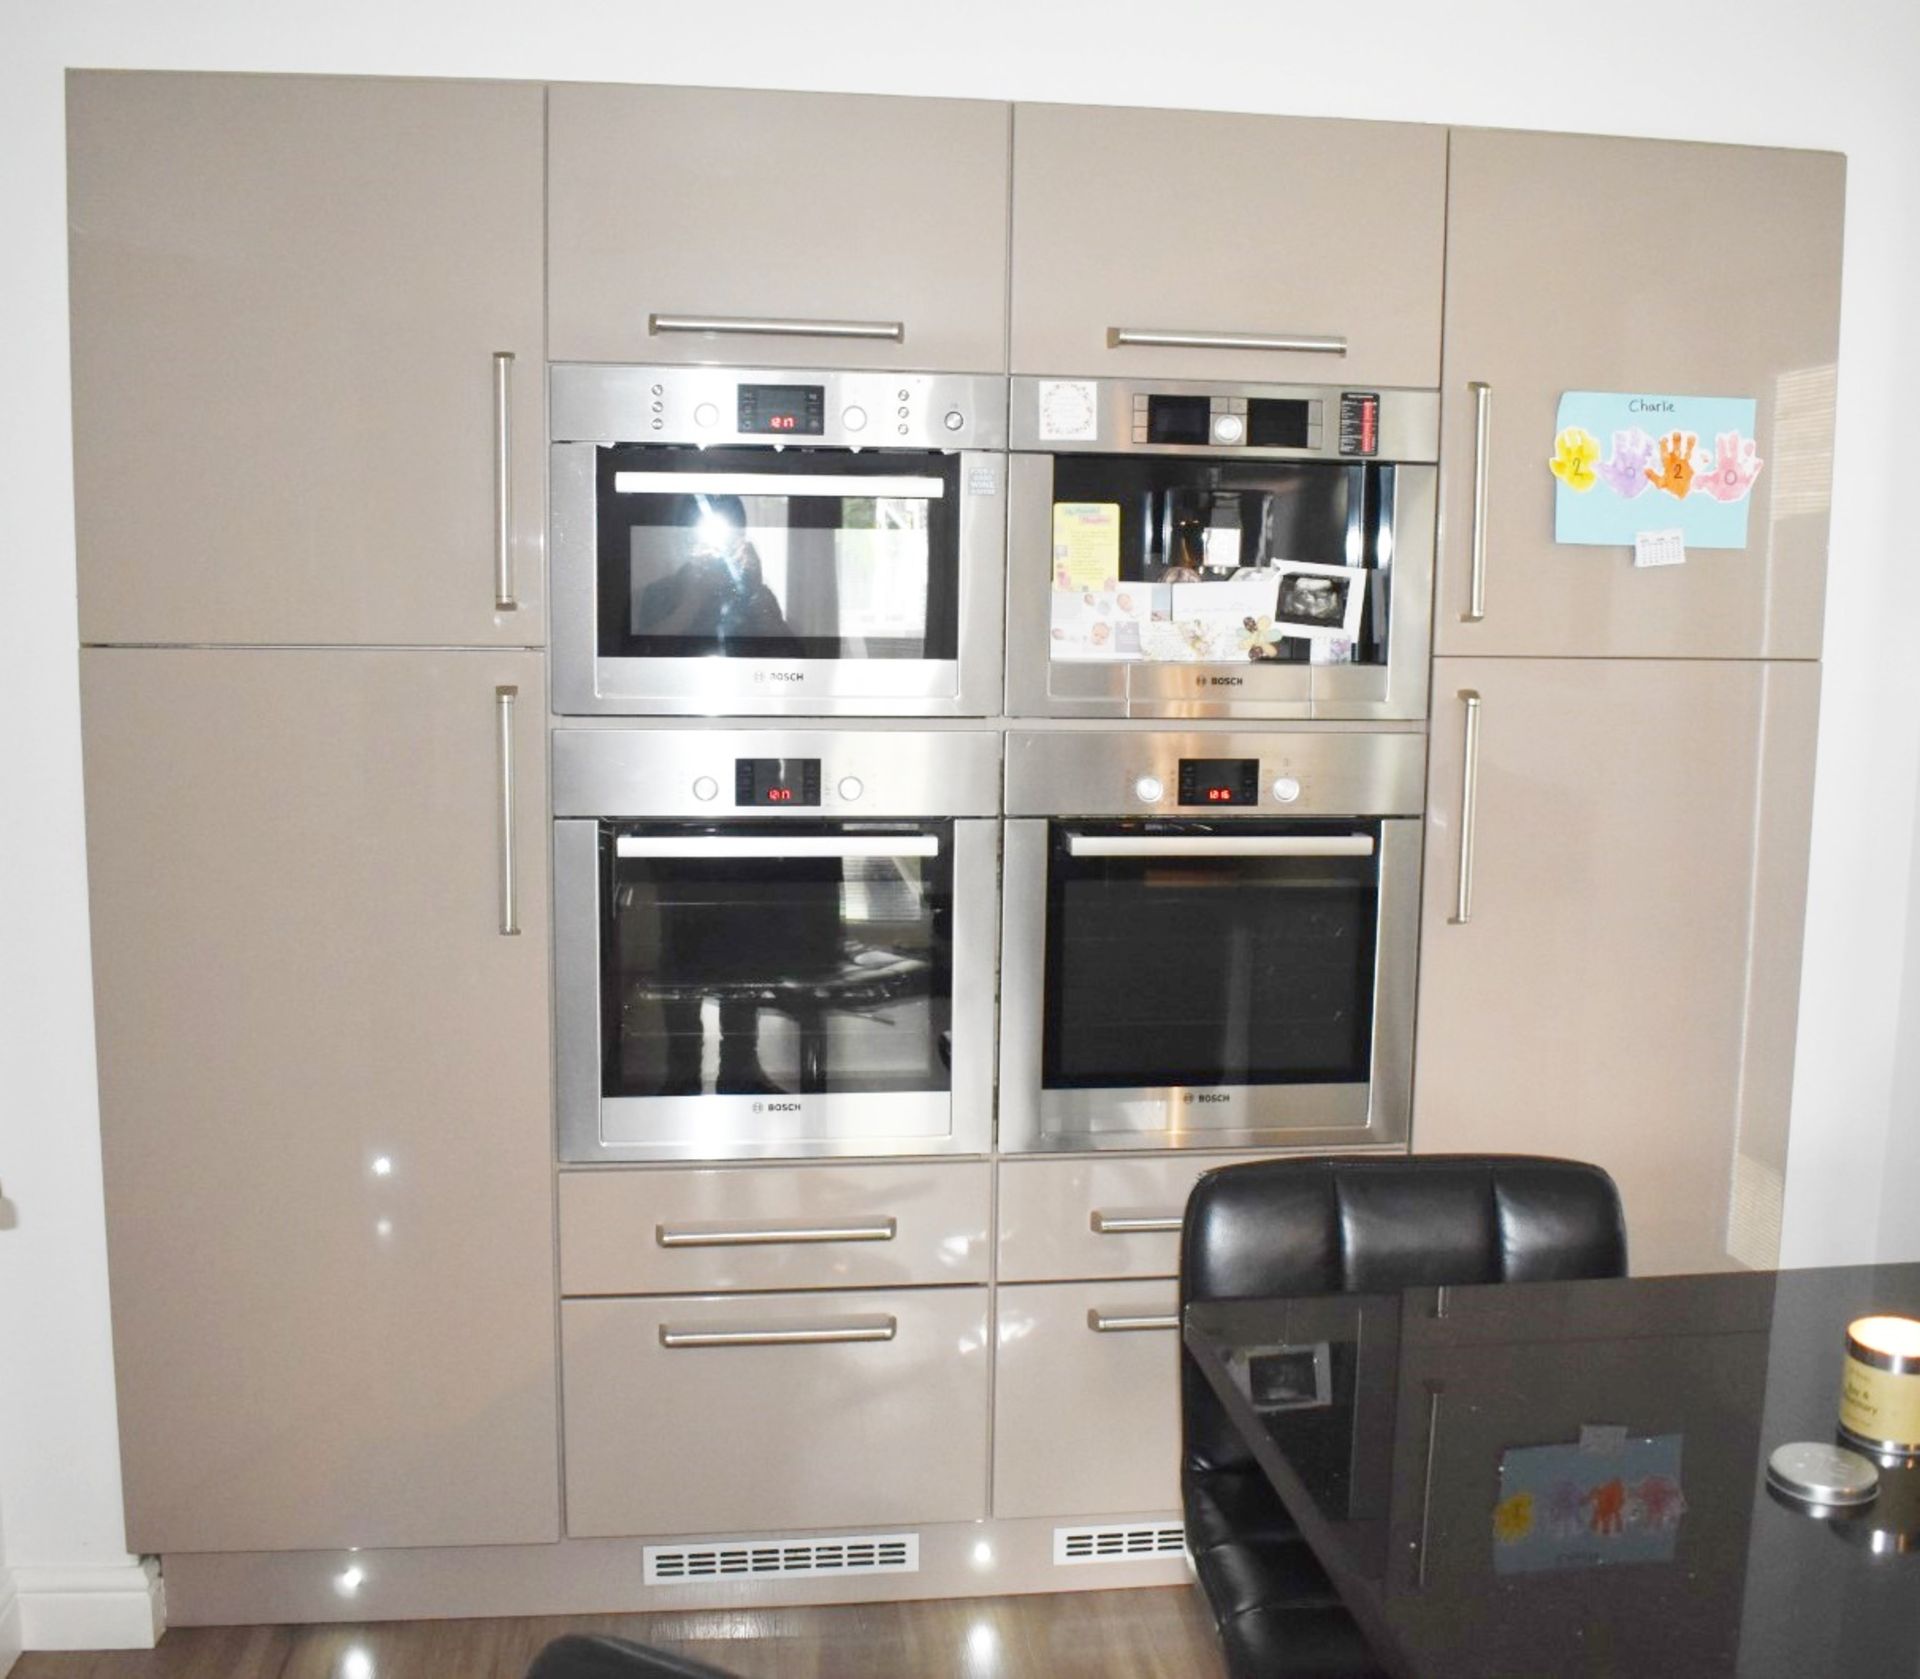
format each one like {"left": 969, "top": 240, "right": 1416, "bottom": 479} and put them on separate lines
{"left": 842, "top": 405, "right": 867, "bottom": 433}
{"left": 693, "top": 402, "right": 720, "bottom": 429}
{"left": 1271, "top": 776, "right": 1302, "bottom": 804}
{"left": 837, "top": 776, "right": 864, "bottom": 803}
{"left": 1134, "top": 774, "right": 1165, "bottom": 804}
{"left": 943, "top": 409, "right": 965, "bottom": 432}
{"left": 1213, "top": 413, "right": 1246, "bottom": 445}
{"left": 692, "top": 776, "right": 719, "bottom": 803}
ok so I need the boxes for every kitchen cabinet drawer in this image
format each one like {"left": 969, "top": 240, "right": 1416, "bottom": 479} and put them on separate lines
{"left": 558, "top": 1162, "right": 991, "bottom": 1296}
{"left": 1010, "top": 103, "right": 1444, "bottom": 385}
{"left": 997, "top": 1153, "right": 1282, "bottom": 1283}
{"left": 68, "top": 72, "right": 546, "bottom": 648}
{"left": 549, "top": 85, "right": 1009, "bottom": 372}
{"left": 993, "top": 1280, "right": 1182, "bottom": 1520}
{"left": 562, "top": 1288, "right": 989, "bottom": 1537}
{"left": 1434, "top": 129, "right": 1843, "bottom": 659}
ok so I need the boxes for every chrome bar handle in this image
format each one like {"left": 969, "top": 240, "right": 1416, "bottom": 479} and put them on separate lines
{"left": 657, "top": 1219, "right": 897, "bottom": 1249}
{"left": 1108, "top": 326, "right": 1347, "bottom": 355}
{"left": 660, "top": 1316, "right": 897, "bottom": 1349}
{"left": 495, "top": 685, "right": 520, "bottom": 937}
{"left": 648, "top": 313, "right": 904, "bottom": 343}
{"left": 492, "top": 352, "right": 517, "bottom": 613}
{"left": 1464, "top": 381, "right": 1492, "bottom": 622}
{"left": 1451, "top": 691, "right": 1482, "bottom": 926}
{"left": 1090, "top": 1212, "right": 1184, "bottom": 1235}
{"left": 1087, "top": 1310, "right": 1181, "bottom": 1334}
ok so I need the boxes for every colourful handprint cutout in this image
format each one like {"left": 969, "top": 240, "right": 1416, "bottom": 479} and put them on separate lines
{"left": 1596, "top": 427, "right": 1657, "bottom": 499}
{"left": 1645, "top": 431, "right": 1700, "bottom": 499}
{"left": 1548, "top": 427, "right": 1602, "bottom": 493}
{"left": 1692, "top": 430, "right": 1764, "bottom": 503}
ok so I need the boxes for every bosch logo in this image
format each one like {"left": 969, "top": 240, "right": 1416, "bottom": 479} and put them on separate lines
{"left": 755, "top": 670, "right": 806, "bottom": 683}
{"left": 1200, "top": 675, "right": 1245, "bottom": 688}
{"left": 765, "top": 1101, "right": 803, "bottom": 1113}
{"left": 1182, "top": 1091, "right": 1195, "bottom": 1104}
{"left": 1194, "top": 1092, "right": 1231, "bottom": 1104}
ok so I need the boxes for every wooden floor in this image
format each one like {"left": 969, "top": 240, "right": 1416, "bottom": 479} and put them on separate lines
{"left": 9, "top": 1587, "right": 1226, "bottom": 1679}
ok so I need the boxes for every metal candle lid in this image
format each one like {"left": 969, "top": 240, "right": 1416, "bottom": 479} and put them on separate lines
{"left": 1767, "top": 1441, "right": 1880, "bottom": 1509}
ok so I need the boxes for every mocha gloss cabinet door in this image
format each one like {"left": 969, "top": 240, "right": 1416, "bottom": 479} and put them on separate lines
{"left": 1434, "top": 129, "right": 1843, "bottom": 658}
{"left": 1009, "top": 103, "right": 1445, "bottom": 385}
{"left": 81, "top": 648, "right": 558, "bottom": 1553}
{"left": 1412, "top": 659, "right": 1820, "bottom": 1278}
{"left": 68, "top": 72, "right": 546, "bottom": 647}
{"left": 548, "top": 85, "right": 1010, "bottom": 371}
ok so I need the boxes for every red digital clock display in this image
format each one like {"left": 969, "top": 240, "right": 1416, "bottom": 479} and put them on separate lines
{"left": 735, "top": 758, "right": 822, "bottom": 806}
{"left": 769, "top": 414, "right": 797, "bottom": 431}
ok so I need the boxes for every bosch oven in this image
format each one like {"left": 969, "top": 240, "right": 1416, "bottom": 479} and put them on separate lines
{"left": 997, "top": 729, "right": 1421, "bottom": 1153}
{"left": 553, "top": 728, "right": 999, "bottom": 1162}
{"left": 551, "top": 364, "right": 1007, "bottom": 716}
{"left": 1005, "top": 377, "right": 1437, "bottom": 720}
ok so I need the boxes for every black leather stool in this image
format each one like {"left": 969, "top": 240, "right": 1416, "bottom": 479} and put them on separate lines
{"left": 1180, "top": 1154, "right": 1628, "bottom": 1679}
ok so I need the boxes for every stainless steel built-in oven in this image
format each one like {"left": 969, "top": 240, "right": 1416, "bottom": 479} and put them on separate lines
{"left": 554, "top": 729, "right": 999, "bottom": 1162}
{"left": 1006, "top": 378, "right": 1437, "bottom": 720}
{"left": 551, "top": 365, "right": 1007, "bottom": 716}
{"left": 998, "top": 730, "right": 1422, "bottom": 1153}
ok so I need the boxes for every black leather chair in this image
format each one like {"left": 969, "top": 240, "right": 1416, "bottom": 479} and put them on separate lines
{"left": 525, "top": 1634, "right": 739, "bottom": 1679}
{"left": 1180, "top": 1154, "right": 1628, "bottom": 1679}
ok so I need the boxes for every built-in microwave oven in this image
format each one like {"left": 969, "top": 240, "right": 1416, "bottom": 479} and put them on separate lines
{"left": 553, "top": 728, "right": 1000, "bottom": 1162}
{"left": 997, "top": 728, "right": 1422, "bottom": 1154}
{"left": 550, "top": 365, "right": 1007, "bottom": 717}
{"left": 1005, "top": 377, "right": 1437, "bottom": 721}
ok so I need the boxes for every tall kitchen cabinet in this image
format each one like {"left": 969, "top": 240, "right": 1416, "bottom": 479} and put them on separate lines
{"left": 69, "top": 73, "right": 560, "bottom": 1552}
{"left": 1414, "top": 129, "right": 1844, "bottom": 1275}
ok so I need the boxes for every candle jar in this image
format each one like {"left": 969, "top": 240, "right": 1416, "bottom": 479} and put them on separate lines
{"left": 1839, "top": 1316, "right": 1920, "bottom": 1457}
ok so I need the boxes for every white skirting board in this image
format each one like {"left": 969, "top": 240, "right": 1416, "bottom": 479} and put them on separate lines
{"left": 0, "top": 1567, "right": 22, "bottom": 1677}
{"left": 12, "top": 1559, "right": 163, "bottom": 1651}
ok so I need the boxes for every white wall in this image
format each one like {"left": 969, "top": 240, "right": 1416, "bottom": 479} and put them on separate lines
{"left": 5, "top": 0, "right": 1919, "bottom": 1641}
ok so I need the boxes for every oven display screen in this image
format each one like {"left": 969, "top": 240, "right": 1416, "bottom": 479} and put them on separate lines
{"left": 735, "top": 758, "right": 822, "bottom": 806}
{"left": 1146, "top": 394, "right": 1212, "bottom": 446}
{"left": 737, "top": 384, "right": 826, "bottom": 436}
{"left": 1177, "top": 758, "right": 1260, "bottom": 806}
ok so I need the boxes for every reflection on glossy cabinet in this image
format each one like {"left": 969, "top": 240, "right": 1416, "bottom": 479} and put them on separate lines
{"left": 548, "top": 85, "right": 1010, "bottom": 371}
{"left": 992, "top": 1281, "right": 1182, "bottom": 1520}
{"left": 562, "top": 1288, "right": 990, "bottom": 1538}
{"left": 1010, "top": 103, "right": 1445, "bottom": 385}
{"left": 68, "top": 72, "right": 546, "bottom": 648}
{"left": 1412, "top": 659, "right": 1820, "bottom": 1277}
{"left": 1435, "top": 129, "right": 1843, "bottom": 658}
{"left": 82, "top": 648, "right": 558, "bottom": 1552}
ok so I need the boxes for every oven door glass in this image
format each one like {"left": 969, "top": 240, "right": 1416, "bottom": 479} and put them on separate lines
{"left": 598, "top": 447, "right": 960, "bottom": 662}
{"left": 1043, "top": 821, "right": 1379, "bottom": 1091}
{"left": 597, "top": 820, "right": 953, "bottom": 1147}
{"left": 1046, "top": 456, "right": 1390, "bottom": 668}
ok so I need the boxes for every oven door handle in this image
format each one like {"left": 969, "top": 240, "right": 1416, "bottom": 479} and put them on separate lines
{"left": 1063, "top": 833, "right": 1375, "bottom": 859}
{"left": 614, "top": 834, "right": 940, "bottom": 861}
{"left": 612, "top": 470, "right": 946, "bottom": 499}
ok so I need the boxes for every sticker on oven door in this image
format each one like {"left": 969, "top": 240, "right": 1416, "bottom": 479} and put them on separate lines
{"left": 967, "top": 464, "right": 1000, "bottom": 496}
{"left": 1037, "top": 380, "right": 1099, "bottom": 442}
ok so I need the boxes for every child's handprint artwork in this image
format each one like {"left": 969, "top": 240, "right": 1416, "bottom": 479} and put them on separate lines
{"left": 1596, "top": 428, "right": 1657, "bottom": 499}
{"left": 1552, "top": 392, "right": 1759, "bottom": 549}
{"left": 1691, "top": 431, "right": 1763, "bottom": 503}
{"left": 1548, "top": 427, "right": 1602, "bottom": 493}
{"left": 1645, "top": 431, "right": 1700, "bottom": 499}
